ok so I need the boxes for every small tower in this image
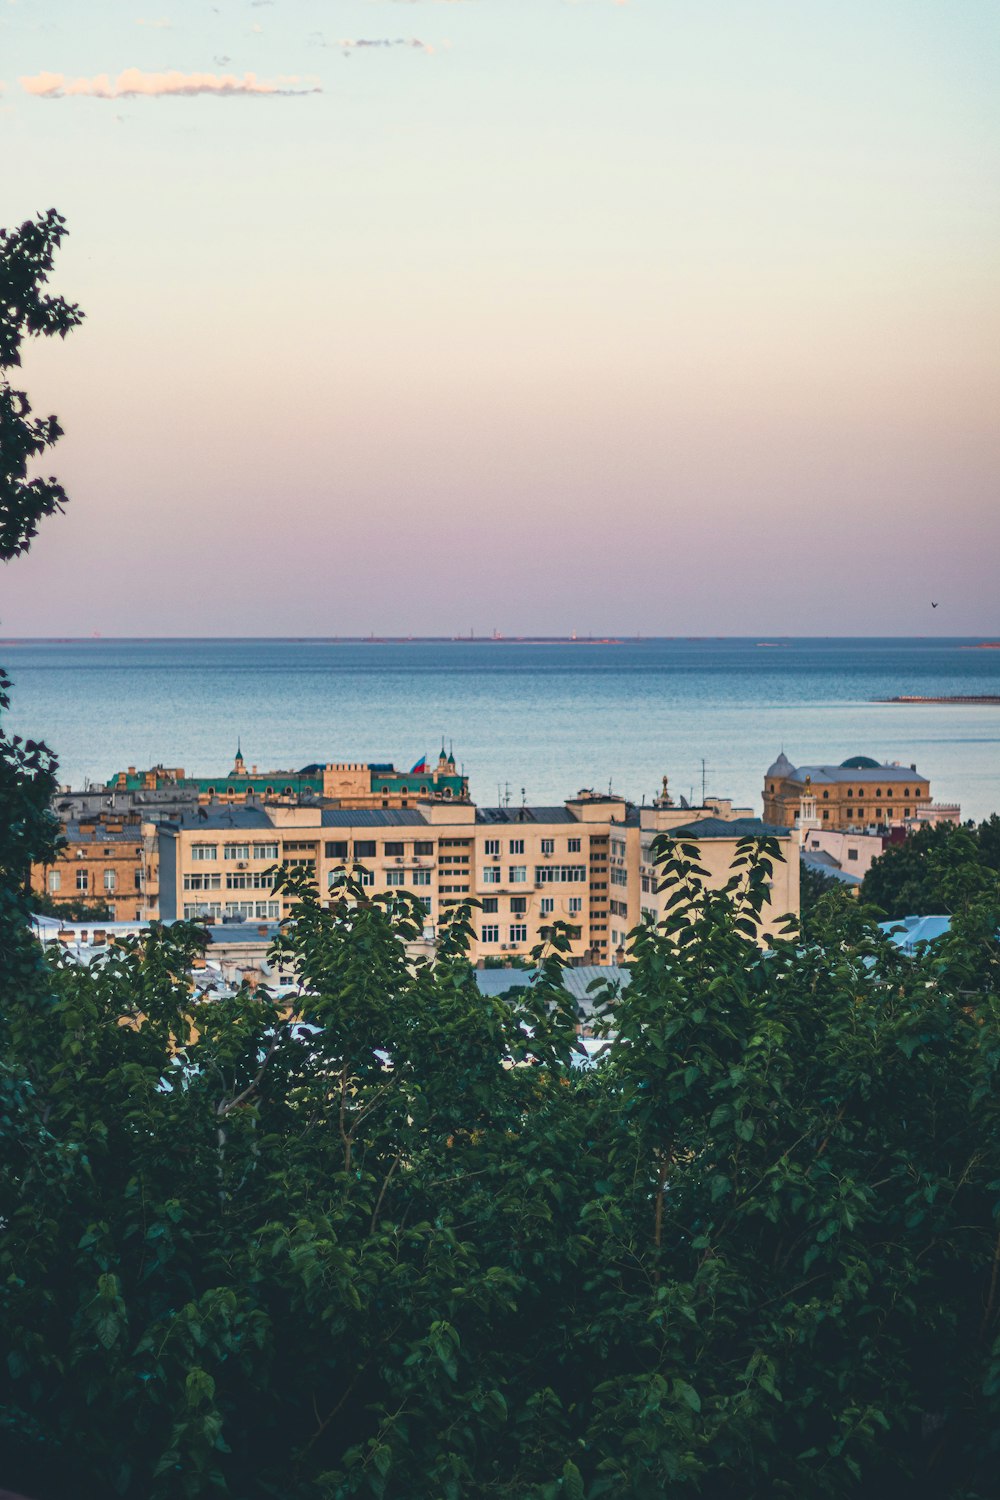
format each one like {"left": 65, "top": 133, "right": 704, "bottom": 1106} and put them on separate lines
{"left": 437, "top": 744, "right": 449, "bottom": 774}
{"left": 233, "top": 739, "right": 246, "bottom": 776}
{"left": 654, "top": 773, "right": 674, "bottom": 809}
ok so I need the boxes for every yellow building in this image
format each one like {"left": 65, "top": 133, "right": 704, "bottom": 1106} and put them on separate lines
{"left": 762, "top": 753, "right": 932, "bottom": 833}
{"left": 31, "top": 819, "right": 147, "bottom": 921}
{"left": 153, "top": 782, "right": 799, "bottom": 964}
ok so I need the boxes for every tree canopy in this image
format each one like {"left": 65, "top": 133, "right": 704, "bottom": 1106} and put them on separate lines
{"left": 861, "top": 820, "right": 1000, "bottom": 920}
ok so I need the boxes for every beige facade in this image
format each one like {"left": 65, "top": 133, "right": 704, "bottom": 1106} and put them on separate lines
{"left": 30, "top": 821, "right": 146, "bottom": 921}
{"left": 154, "top": 785, "right": 799, "bottom": 963}
{"left": 763, "top": 753, "right": 932, "bottom": 833}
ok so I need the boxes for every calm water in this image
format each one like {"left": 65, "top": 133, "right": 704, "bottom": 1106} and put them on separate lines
{"left": 3, "top": 638, "right": 999, "bottom": 822}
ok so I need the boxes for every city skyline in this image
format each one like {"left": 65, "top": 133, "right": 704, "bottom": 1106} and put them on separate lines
{"left": 3, "top": 0, "right": 999, "bottom": 636}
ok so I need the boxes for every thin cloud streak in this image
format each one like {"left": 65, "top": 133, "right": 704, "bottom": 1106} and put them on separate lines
{"left": 20, "top": 68, "right": 321, "bottom": 98}
{"left": 311, "top": 35, "right": 435, "bottom": 54}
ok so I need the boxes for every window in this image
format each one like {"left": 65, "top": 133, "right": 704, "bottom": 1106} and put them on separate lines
{"left": 482, "top": 866, "right": 501, "bottom": 884}
{"left": 568, "top": 897, "right": 582, "bottom": 915}
{"left": 822, "top": 811, "right": 829, "bottom": 821}
{"left": 481, "top": 924, "right": 499, "bottom": 944}
{"left": 411, "top": 869, "right": 431, "bottom": 886}
{"left": 325, "top": 841, "right": 349, "bottom": 860}
{"left": 76, "top": 870, "right": 89, "bottom": 891}
{"left": 876, "top": 788, "right": 882, "bottom": 798}
{"left": 567, "top": 838, "right": 581, "bottom": 853}
{"left": 184, "top": 872, "right": 222, "bottom": 891}
{"left": 354, "top": 840, "right": 376, "bottom": 858}
{"left": 509, "top": 924, "right": 527, "bottom": 944}
{"left": 191, "top": 844, "right": 217, "bottom": 862}
{"left": 484, "top": 839, "right": 500, "bottom": 857}
{"left": 610, "top": 867, "right": 628, "bottom": 887}
{"left": 385, "top": 870, "right": 405, "bottom": 886}
{"left": 610, "top": 899, "right": 628, "bottom": 917}
{"left": 414, "top": 841, "right": 433, "bottom": 857}
{"left": 250, "top": 843, "right": 278, "bottom": 862}
{"left": 535, "top": 865, "right": 586, "bottom": 884}
{"left": 384, "top": 842, "right": 405, "bottom": 857}
{"left": 224, "top": 844, "right": 250, "bottom": 861}
{"left": 509, "top": 839, "right": 524, "bottom": 855}
{"left": 847, "top": 848, "right": 859, "bottom": 862}
{"left": 358, "top": 868, "right": 374, "bottom": 886}
{"left": 540, "top": 897, "right": 554, "bottom": 915}
{"left": 511, "top": 897, "right": 527, "bottom": 915}
{"left": 822, "top": 791, "right": 829, "bottom": 800}
{"left": 226, "top": 871, "right": 273, "bottom": 890}
{"left": 134, "top": 871, "right": 142, "bottom": 891}
{"left": 48, "top": 870, "right": 61, "bottom": 892}
{"left": 418, "top": 897, "right": 432, "bottom": 914}
{"left": 541, "top": 838, "right": 554, "bottom": 856}
{"left": 481, "top": 896, "right": 498, "bottom": 913}
{"left": 509, "top": 866, "right": 527, "bottom": 883}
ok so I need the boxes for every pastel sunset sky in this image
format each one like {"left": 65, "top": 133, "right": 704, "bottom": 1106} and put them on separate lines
{"left": 3, "top": 0, "right": 998, "bottom": 636}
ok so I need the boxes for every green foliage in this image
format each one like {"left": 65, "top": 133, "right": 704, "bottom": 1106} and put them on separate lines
{"left": 861, "top": 820, "right": 1000, "bottom": 920}
{"left": 0, "top": 207, "right": 85, "bottom": 561}
{"left": 1, "top": 208, "right": 79, "bottom": 1032}
{"left": 28, "top": 891, "right": 114, "bottom": 923}
{"left": 2, "top": 833, "right": 1000, "bottom": 1498}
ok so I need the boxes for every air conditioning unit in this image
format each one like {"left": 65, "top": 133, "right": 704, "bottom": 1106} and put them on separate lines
{"left": 395, "top": 857, "right": 404, "bottom": 864}
{"left": 237, "top": 861, "right": 248, "bottom": 870}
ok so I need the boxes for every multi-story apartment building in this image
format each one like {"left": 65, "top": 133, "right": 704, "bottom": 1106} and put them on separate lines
{"left": 151, "top": 786, "right": 798, "bottom": 963}
{"left": 107, "top": 744, "right": 468, "bottom": 807}
{"left": 763, "top": 753, "right": 933, "bottom": 833}
{"left": 30, "top": 820, "right": 146, "bottom": 921}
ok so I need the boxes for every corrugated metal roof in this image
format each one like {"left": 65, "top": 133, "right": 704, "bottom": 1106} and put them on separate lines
{"left": 319, "top": 808, "right": 429, "bottom": 827}
{"left": 879, "top": 914, "right": 953, "bottom": 951}
{"left": 476, "top": 807, "right": 578, "bottom": 825}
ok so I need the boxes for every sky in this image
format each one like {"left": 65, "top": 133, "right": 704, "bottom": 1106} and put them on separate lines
{"left": 2, "top": 0, "right": 999, "bottom": 637}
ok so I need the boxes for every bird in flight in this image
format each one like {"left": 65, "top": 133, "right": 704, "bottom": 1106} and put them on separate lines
{"left": 931, "top": 601, "right": 939, "bottom": 608}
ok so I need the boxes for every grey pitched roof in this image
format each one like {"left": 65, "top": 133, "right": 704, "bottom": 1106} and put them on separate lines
{"left": 63, "top": 821, "right": 142, "bottom": 844}
{"left": 162, "top": 806, "right": 274, "bottom": 831}
{"left": 801, "top": 851, "right": 862, "bottom": 885}
{"left": 319, "top": 808, "right": 429, "bottom": 828}
{"left": 656, "top": 817, "right": 790, "bottom": 839}
{"left": 784, "top": 764, "right": 928, "bottom": 786}
{"left": 474, "top": 965, "right": 631, "bottom": 1009}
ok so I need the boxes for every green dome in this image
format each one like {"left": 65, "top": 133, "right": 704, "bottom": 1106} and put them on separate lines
{"left": 840, "top": 755, "right": 881, "bottom": 770}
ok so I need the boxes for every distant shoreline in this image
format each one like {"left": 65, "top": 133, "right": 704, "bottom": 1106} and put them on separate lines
{"left": 875, "top": 695, "right": 1000, "bottom": 705}
{"left": 2, "top": 635, "right": 999, "bottom": 647}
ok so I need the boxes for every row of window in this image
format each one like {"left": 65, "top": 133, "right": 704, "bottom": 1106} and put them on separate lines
{"left": 49, "top": 869, "right": 138, "bottom": 893}
{"left": 190, "top": 843, "right": 280, "bottom": 863}
{"left": 183, "top": 900, "right": 281, "bottom": 920}
{"left": 481, "top": 924, "right": 528, "bottom": 945}
{"left": 482, "top": 837, "right": 584, "bottom": 857}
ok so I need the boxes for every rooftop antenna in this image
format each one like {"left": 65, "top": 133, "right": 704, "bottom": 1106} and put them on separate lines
{"left": 701, "top": 758, "right": 708, "bottom": 803}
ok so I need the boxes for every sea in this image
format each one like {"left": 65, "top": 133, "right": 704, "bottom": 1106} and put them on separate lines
{"left": 2, "top": 637, "right": 999, "bottom": 823}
